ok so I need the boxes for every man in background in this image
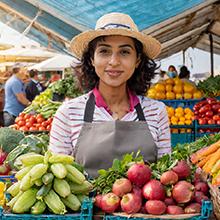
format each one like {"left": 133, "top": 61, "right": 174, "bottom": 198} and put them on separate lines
{"left": 25, "top": 69, "right": 41, "bottom": 102}
{"left": 3, "top": 62, "right": 31, "bottom": 126}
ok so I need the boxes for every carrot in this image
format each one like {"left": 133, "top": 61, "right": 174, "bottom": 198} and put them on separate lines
{"left": 191, "top": 139, "right": 220, "bottom": 164}
{"left": 196, "top": 152, "right": 215, "bottom": 168}
{"left": 211, "top": 158, "right": 220, "bottom": 175}
{"left": 202, "top": 149, "right": 220, "bottom": 173}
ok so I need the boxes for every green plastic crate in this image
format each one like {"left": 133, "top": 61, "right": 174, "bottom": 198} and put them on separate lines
{"left": 0, "top": 198, "right": 93, "bottom": 220}
{"left": 171, "top": 132, "right": 194, "bottom": 148}
{"left": 105, "top": 201, "right": 212, "bottom": 220}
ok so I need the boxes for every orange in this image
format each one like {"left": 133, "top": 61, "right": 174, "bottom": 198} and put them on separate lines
{"left": 184, "top": 108, "right": 192, "bottom": 114}
{"left": 175, "top": 107, "right": 184, "bottom": 114}
{"left": 173, "top": 84, "right": 183, "bottom": 94}
{"left": 179, "top": 116, "right": 185, "bottom": 122}
{"left": 155, "top": 92, "right": 166, "bottom": 100}
{"left": 171, "top": 116, "right": 178, "bottom": 122}
{"left": 164, "top": 78, "right": 174, "bottom": 85}
{"left": 165, "top": 84, "right": 173, "bottom": 92}
{"left": 186, "top": 129, "right": 192, "bottom": 133}
{"left": 175, "top": 112, "right": 183, "bottom": 118}
{"left": 167, "top": 112, "right": 172, "bottom": 118}
{"left": 147, "top": 89, "right": 157, "bottom": 99}
{"left": 178, "top": 121, "right": 185, "bottom": 125}
{"left": 166, "top": 91, "right": 175, "bottom": 99}
{"left": 183, "top": 83, "right": 195, "bottom": 94}
{"left": 183, "top": 93, "right": 192, "bottom": 99}
{"left": 193, "top": 91, "right": 203, "bottom": 99}
{"left": 173, "top": 77, "right": 183, "bottom": 85}
{"left": 185, "top": 119, "right": 192, "bottom": 125}
{"left": 171, "top": 121, "right": 178, "bottom": 125}
{"left": 179, "top": 128, "right": 186, "bottom": 133}
{"left": 175, "top": 93, "right": 183, "bottom": 99}
{"left": 155, "top": 83, "right": 166, "bottom": 93}
{"left": 185, "top": 114, "right": 192, "bottom": 120}
{"left": 167, "top": 107, "right": 175, "bottom": 116}
{"left": 171, "top": 129, "right": 179, "bottom": 134}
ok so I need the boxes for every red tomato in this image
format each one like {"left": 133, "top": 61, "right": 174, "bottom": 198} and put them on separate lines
{"left": 46, "top": 124, "right": 52, "bottom": 131}
{"left": 36, "top": 123, "right": 42, "bottom": 128}
{"left": 25, "top": 121, "right": 33, "bottom": 128}
{"left": 207, "top": 119, "right": 216, "bottom": 125}
{"left": 24, "top": 114, "right": 31, "bottom": 120}
{"left": 213, "top": 115, "right": 220, "bottom": 121}
{"left": 218, "top": 108, "right": 220, "bottom": 114}
{"left": 19, "top": 126, "right": 29, "bottom": 132}
{"left": 199, "top": 105, "right": 211, "bottom": 114}
{"left": 15, "top": 116, "right": 25, "bottom": 124}
{"left": 191, "top": 116, "right": 199, "bottom": 121}
{"left": 19, "top": 112, "right": 26, "bottom": 118}
{"left": 207, "top": 97, "right": 217, "bottom": 105}
{"left": 37, "top": 117, "right": 44, "bottom": 124}
{"left": 217, "top": 119, "right": 220, "bottom": 125}
{"left": 18, "top": 120, "right": 25, "bottom": 127}
{"left": 41, "top": 121, "right": 48, "bottom": 128}
{"left": 212, "top": 104, "right": 220, "bottom": 113}
{"left": 46, "top": 117, "right": 53, "bottom": 124}
{"left": 29, "top": 126, "right": 38, "bottom": 131}
{"left": 205, "top": 111, "right": 214, "bottom": 118}
{"left": 29, "top": 116, "right": 37, "bottom": 124}
{"left": 194, "top": 111, "right": 199, "bottom": 115}
{"left": 13, "top": 124, "right": 18, "bottom": 130}
{"left": 36, "top": 114, "right": 42, "bottom": 119}
{"left": 39, "top": 126, "right": 46, "bottom": 131}
{"left": 198, "top": 118, "right": 207, "bottom": 125}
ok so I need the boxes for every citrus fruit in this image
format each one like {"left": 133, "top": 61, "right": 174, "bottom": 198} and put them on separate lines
{"left": 164, "top": 78, "right": 174, "bottom": 85}
{"left": 173, "top": 77, "right": 183, "bottom": 85}
{"left": 183, "top": 93, "right": 192, "bottom": 99}
{"left": 166, "top": 91, "right": 175, "bottom": 99}
{"left": 175, "top": 93, "right": 183, "bottom": 99}
{"left": 155, "top": 83, "right": 166, "bottom": 93}
{"left": 173, "top": 84, "right": 183, "bottom": 94}
{"left": 183, "top": 83, "right": 195, "bottom": 94}
{"left": 193, "top": 91, "right": 203, "bottom": 99}
{"left": 155, "top": 92, "right": 166, "bottom": 100}
{"left": 165, "top": 84, "right": 173, "bottom": 92}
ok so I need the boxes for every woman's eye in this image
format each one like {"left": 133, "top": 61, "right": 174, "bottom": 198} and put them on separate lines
{"left": 120, "top": 50, "right": 130, "bottom": 54}
{"left": 99, "top": 49, "right": 109, "bottom": 54}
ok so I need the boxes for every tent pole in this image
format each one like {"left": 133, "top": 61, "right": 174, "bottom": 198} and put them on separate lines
{"left": 183, "top": 50, "right": 185, "bottom": 65}
{"left": 209, "top": 32, "right": 214, "bottom": 77}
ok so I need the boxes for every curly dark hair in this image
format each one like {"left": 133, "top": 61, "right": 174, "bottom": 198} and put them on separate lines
{"left": 72, "top": 36, "right": 158, "bottom": 95}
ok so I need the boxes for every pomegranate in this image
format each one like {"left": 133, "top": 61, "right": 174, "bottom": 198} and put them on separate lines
{"left": 166, "top": 205, "right": 184, "bottom": 215}
{"left": 191, "top": 172, "right": 201, "bottom": 184}
{"left": 143, "top": 180, "right": 166, "bottom": 201}
{"left": 193, "top": 194, "right": 209, "bottom": 205}
{"left": 139, "top": 205, "right": 147, "bottom": 214}
{"left": 172, "top": 181, "right": 195, "bottom": 204}
{"left": 184, "top": 203, "right": 201, "bottom": 214}
{"left": 0, "top": 146, "right": 7, "bottom": 165}
{"left": 145, "top": 200, "right": 166, "bottom": 215}
{"left": 160, "top": 171, "right": 178, "bottom": 185}
{"left": 131, "top": 184, "right": 143, "bottom": 199}
{"left": 120, "top": 193, "right": 142, "bottom": 214}
{"left": 127, "top": 162, "right": 151, "bottom": 185}
{"left": 164, "top": 196, "right": 176, "bottom": 206}
{"left": 94, "top": 194, "right": 102, "bottom": 208}
{"left": 100, "top": 193, "right": 120, "bottom": 213}
{"left": 173, "top": 161, "right": 191, "bottom": 179}
{"left": 112, "top": 178, "right": 132, "bottom": 197}
{"left": 194, "top": 182, "right": 209, "bottom": 195}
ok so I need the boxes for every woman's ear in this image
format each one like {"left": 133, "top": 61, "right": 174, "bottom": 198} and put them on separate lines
{"left": 135, "top": 53, "right": 141, "bottom": 68}
{"left": 90, "top": 57, "right": 94, "bottom": 66}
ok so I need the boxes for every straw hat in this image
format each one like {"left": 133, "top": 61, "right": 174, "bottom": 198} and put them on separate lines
{"left": 70, "top": 12, "right": 162, "bottom": 60}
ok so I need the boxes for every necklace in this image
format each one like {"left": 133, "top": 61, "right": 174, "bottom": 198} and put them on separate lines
{"left": 112, "top": 112, "right": 119, "bottom": 120}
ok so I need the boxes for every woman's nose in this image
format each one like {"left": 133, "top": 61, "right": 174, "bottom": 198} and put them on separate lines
{"left": 108, "top": 54, "right": 120, "bottom": 66}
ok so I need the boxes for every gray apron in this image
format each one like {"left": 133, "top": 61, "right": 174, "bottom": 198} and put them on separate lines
{"left": 73, "top": 93, "right": 157, "bottom": 178}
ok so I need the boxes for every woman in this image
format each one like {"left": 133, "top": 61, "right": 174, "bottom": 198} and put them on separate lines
{"left": 49, "top": 12, "right": 171, "bottom": 178}
{"left": 179, "top": 65, "right": 196, "bottom": 86}
{"left": 166, "top": 65, "right": 177, "bottom": 78}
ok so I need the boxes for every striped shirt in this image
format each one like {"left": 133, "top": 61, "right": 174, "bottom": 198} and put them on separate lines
{"left": 49, "top": 91, "right": 171, "bottom": 158}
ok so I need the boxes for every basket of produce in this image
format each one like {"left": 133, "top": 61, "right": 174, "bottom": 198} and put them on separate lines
{"left": 146, "top": 77, "right": 202, "bottom": 103}
{"left": 92, "top": 150, "right": 212, "bottom": 220}
{"left": 3, "top": 152, "right": 94, "bottom": 219}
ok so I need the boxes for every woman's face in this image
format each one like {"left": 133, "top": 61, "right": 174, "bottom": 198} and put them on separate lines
{"left": 91, "top": 35, "right": 141, "bottom": 89}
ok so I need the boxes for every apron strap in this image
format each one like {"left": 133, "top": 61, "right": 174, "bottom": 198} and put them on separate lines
{"left": 84, "top": 93, "right": 95, "bottom": 122}
{"left": 135, "top": 102, "right": 146, "bottom": 121}
{"left": 84, "top": 92, "right": 146, "bottom": 122}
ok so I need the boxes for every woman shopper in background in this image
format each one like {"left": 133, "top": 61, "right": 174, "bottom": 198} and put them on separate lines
{"left": 49, "top": 12, "right": 171, "bottom": 178}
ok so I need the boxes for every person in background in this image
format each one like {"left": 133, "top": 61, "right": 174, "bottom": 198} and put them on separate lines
{"left": 179, "top": 65, "right": 196, "bottom": 86}
{"left": 3, "top": 62, "right": 31, "bottom": 126}
{"left": 49, "top": 12, "right": 171, "bottom": 178}
{"left": 22, "top": 72, "right": 29, "bottom": 84}
{"left": 25, "top": 69, "right": 42, "bottom": 102}
{"left": 166, "top": 65, "right": 177, "bottom": 78}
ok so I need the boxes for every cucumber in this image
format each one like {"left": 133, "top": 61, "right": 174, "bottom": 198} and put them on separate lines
{"left": 42, "top": 173, "right": 54, "bottom": 185}
{"left": 36, "top": 183, "right": 52, "bottom": 200}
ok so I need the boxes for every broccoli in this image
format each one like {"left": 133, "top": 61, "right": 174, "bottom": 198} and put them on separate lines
{"left": 0, "top": 127, "right": 25, "bottom": 154}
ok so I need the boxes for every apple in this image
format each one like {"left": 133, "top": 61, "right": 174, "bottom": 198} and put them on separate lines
{"left": 120, "top": 193, "right": 142, "bottom": 214}
{"left": 112, "top": 178, "right": 132, "bottom": 197}
{"left": 94, "top": 194, "right": 102, "bottom": 208}
{"left": 100, "top": 193, "right": 120, "bottom": 213}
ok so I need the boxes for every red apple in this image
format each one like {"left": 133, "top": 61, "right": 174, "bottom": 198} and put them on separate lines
{"left": 100, "top": 193, "right": 120, "bottom": 213}
{"left": 120, "top": 193, "right": 142, "bottom": 214}
{"left": 112, "top": 178, "right": 132, "bottom": 197}
{"left": 94, "top": 194, "right": 102, "bottom": 208}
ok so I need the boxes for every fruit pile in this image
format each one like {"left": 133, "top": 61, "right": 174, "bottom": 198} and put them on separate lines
{"left": 6, "top": 152, "right": 92, "bottom": 214}
{"left": 192, "top": 97, "right": 220, "bottom": 126}
{"left": 12, "top": 112, "right": 53, "bottom": 132}
{"left": 146, "top": 78, "right": 202, "bottom": 100}
{"left": 94, "top": 160, "right": 209, "bottom": 215}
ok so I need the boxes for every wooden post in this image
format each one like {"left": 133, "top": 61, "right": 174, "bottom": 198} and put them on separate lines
{"left": 209, "top": 32, "right": 214, "bottom": 77}
{"left": 183, "top": 50, "right": 185, "bottom": 65}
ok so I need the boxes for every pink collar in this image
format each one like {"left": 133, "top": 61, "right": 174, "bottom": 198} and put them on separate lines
{"left": 92, "top": 86, "right": 139, "bottom": 114}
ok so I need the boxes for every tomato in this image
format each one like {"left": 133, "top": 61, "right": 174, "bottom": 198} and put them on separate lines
{"left": 15, "top": 117, "right": 25, "bottom": 124}
{"left": 39, "top": 126, "right": 46, "bottom": 131}
{"left": 18, "top": 120, "right": 25, "bottom": 127}
{"left": 19, "top": 112, "right": 26, "bottom": 118}
{"left": 205, "top": 110, "right": 214, "bottom": 118}
{"left": 194, "top": 111, "right": 199, "bottom": 115}
{"left": 19, "top": 126, "right": 29, "bottom": 132}
{"left": 41, "top": 121, "right": 48, "bottom": 128}
{"left": 206, "top": 129, "right": 211, "bottom": 132}
{"left": 199, "top": 105, "right": 211, "bottom": 114}
{"left": 198, "top": 118, "right": 207, "bottom": 125}
{"left": 211, "top": 104, "right": 220, "bottom": 113}
{"left": 36, "top": 123, "right": 42, "bottom": 128}
{"left": 46, "top": 124, "right": 52, "bottom": 131}
{"left": 29, "top": 116, "right": 37, "bottom": 124}
{"left": 24, "top": 114, "right": 31, "bottom": 120}
{"left": 207, "top": 119, "right": 216, "bottom": 125}
{"left": 29, "top": 126, "right": 38, "bottom": 131}
{"left": 46, "top": 117, "right": 53, "bottom": 124}
{"left": 37, "top": 117, "right": 44, "bottom": 124}
{"left": 25, "top": 121, "right": 33, "bottom": 128}
{"left": 207, "top": 97, "right": 217, "bottom": 105}
{"left": 13, "top": 124, "right": 18, "bottom": 130}
{"left": 36, "top": 114, "right": 42, "bottom": 119}
{"left": 213, "top": 115, "right": 220, "bottom": 121}
{"left": 217, "top": 119, "right": 220, "bottom": 125}
{"left": 218, "top": 108, "right": 220, "bottom": 114}
{"left": 191, "top": 116, "right": 199, "bottom": 121}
